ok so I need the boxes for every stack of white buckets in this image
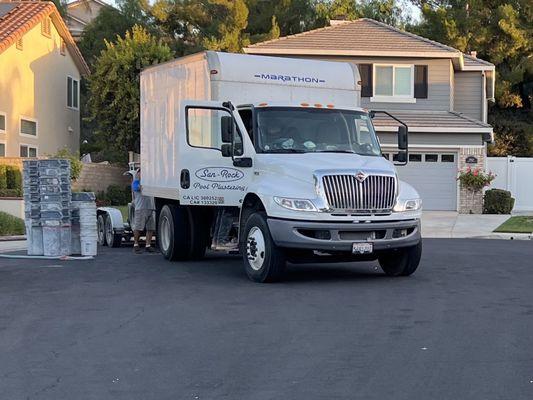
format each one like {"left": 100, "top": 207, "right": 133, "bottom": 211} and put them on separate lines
{"left": 22, "top": 159, "right": 98, "bottom": 257}
{"left": 71, "top": 192, "right": 98, "bottom": 256}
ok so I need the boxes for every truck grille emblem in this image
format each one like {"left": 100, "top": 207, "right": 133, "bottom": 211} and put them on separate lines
{"left": 355, "top": 171, "right": 367, "bottom": 182}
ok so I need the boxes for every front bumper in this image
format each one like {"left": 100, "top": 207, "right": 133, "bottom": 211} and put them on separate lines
{"left": 267, "top": 217, "right": 421, "bottom": 253}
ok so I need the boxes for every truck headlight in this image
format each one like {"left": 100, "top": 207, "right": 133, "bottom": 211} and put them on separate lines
{"left": 393, "top": 198, "right": 422, "bottom": 212}
{"left": 274, "top": 197, "right": 317, "bottom": 211}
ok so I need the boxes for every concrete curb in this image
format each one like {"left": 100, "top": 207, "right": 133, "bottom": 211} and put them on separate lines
{"left": 0, "top": 235, "right": 26, "bottom": 242}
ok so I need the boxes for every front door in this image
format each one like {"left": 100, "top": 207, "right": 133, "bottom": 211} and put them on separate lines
{"left": 179, "top": 101, "right": 254, "bottom": 207}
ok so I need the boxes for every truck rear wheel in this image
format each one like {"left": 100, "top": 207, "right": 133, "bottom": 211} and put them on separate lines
{"left": 105, "top": 214, "right": 122, "bottom": 248}
{"left": 97, "top": 214, "right": 107, "bottom": 246}
{"left": 158, "top": 205, "right": 209, "bottom": 261}
{"left": 378, "top": 241, "right": 422, "bottom": 277}
{"left": 240, "top": 211, "right": 286, "bottom": 283}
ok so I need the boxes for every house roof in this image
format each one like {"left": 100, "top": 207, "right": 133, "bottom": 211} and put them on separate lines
{"left": 371, "top": 111, "right": 493, "bottom": 133}
{"left": 244, "top": 18, "right": 493, "bottom": 71}
{"left": 0, "top": 1, "right": 90, "bottom": 75}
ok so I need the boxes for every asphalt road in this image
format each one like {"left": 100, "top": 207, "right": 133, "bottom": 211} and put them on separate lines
{"left": 0, "top": 239, "right": 532, "bottom": 400}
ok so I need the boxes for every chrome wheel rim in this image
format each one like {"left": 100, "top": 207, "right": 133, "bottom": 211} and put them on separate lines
{"left": 247, "top": 226, "right": 266, "bottom": 271}
{"left": 97, "top": 216, "right": 105, "bottom": 244}
{"left": 160, "top": 215, "right": 171, "bottom": 252}
{"left": 105, "top": 217, "right": 114, "bottom": 245}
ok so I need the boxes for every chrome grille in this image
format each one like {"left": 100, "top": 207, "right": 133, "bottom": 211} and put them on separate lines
{"left": 322, "top": 174, "right": 396, "bottom": 213}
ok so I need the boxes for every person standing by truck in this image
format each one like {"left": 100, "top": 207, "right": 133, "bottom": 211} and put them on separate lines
{"left": 132, "top": 169, "right": 157, "bottom": 254}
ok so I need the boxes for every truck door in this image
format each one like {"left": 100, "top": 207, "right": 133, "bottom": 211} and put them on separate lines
{"left": 180, "top": 101, "right": 254, "bottom": 207}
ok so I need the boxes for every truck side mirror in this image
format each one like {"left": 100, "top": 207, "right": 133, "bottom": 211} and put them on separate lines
{"left": 221, "top": 116, "right": 234, "bottom": 143}
{"left": 398, "top": 125, "right": 408, "bottom": 150}
{"left": 221, "top": 143, "right": 232, "bottom": 157}
{"left": 396, "top": 151, "right": 407, "bottom": 163}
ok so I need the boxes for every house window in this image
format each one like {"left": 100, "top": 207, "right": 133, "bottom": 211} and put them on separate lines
{"left": 20, "top": 145, "right": 37, "bottom": 158}
{"left": 67, "top": 77, "right": 79, "bottom": 109}
{"left": 425, "top": 154, "right": 438, "bottom": 162}
{"left": 0, "top": 142, "right": 5, "bottom": 157}
{"left": 409, "top": 154, "right": 422, "bottom": 162}
{"left": 441, "top": 154, "right": 455, "bottom": 163}
{"left": 60, "top": 39, "right": 66, "bottom": 56}
{"left": 16, "top": 37, "right": 23, "bottom": 50}
{"left": 372, "top": 64, "right": 414, "bottom": 102}
{"left": 20, "top": 118, "right": 37, "bottom": 137}
{"left": 41, "top": 17, "right": 51, "bottom": 37}
{"left": 0, "top": 112, "right": 5, "bottom": 133}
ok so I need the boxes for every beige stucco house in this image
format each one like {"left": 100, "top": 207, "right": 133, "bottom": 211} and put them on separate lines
{"left": 0, "top": 1, "right": 90, "bottom": 159}
{"left": 65, "top": 0, "right": 109, "bottom": 39}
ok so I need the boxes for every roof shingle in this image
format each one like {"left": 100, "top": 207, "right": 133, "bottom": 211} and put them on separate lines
{"left": 371, "top": 111, "right": 492, "bottom": 132}
{"left": 0, "top": 1, "right": 89, "bottom": 75}
{"left": 245, "top": 18, "right": 494, "bottom": 71}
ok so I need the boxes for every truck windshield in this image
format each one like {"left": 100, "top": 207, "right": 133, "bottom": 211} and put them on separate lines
{"left": 255, "top": 107, "right": 381, "bottom": 156}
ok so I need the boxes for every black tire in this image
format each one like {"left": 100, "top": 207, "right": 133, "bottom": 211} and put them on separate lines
{"left": 105, "top": 214, "right": 122, "bottom": 248}
{"left": 97, "top": 214, "right": 107, "bottom": 246}
{"left": 378, "top": 241, "right": 422, "bottom": 277}
{"left": 240, "top": 211, "right": 286, "bottom": 283}
{"left": 158, "top": 205, "right": 210, "bottom": 261}
{"left": 189, "top": 207, "right": 211, "bottom": 260}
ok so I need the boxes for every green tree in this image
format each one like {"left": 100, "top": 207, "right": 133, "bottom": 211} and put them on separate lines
{"left": 78, "top": 0, "right": 151, "bottom": 66}
{"left": 488, "top": 108, "right": 533, "bottom": 156}
{"left": 87, "top": 26, "right": 174, "bottom": 161}
{"left": 411, "top": 0, "right": 533, "bottom": 109}
{"left": 203, "top": 0, "right": 250, "bottom": 52}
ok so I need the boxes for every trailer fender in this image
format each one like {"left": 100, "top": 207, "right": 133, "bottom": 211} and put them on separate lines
{"left": 97, "top": 207, "right": 125, "bottom": 233}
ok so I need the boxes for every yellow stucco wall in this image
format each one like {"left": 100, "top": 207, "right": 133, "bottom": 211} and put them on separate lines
{"left": 0, "top": 19, "right": 81, "bottom": 157}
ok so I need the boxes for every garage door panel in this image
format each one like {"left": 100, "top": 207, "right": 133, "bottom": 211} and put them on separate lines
{"left": 394, "top": 152, "right": 457, "bottom": 211}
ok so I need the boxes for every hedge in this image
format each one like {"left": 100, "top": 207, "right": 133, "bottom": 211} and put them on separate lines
{"left": 0, "top": 165, "right": 22, "bottom": 197}
{"left": 0, "top": 211, "right": 25, "bottom": 236}
{"left": 483, "top": 189, "right": 515, "bottom": 214}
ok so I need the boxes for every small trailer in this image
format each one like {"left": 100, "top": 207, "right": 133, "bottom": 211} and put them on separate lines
{"left": 96, "top": 163, "right": 140, "bottom": 247}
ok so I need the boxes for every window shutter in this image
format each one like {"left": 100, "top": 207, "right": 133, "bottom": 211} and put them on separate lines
{"left": 358, "top": 64, "right": 373, "bottom": 97}
{"left": 414, "top": 65, "right": 428, "bottom": 99}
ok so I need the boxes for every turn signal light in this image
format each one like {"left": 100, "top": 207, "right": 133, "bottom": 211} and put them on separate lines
{"left": 326, "top": 104, "right": 334, "bottom": 108}
{"left": 258, "top": 102, "right": 268, "bottom": 106}
{"left": 314, "top": 103, "right": 323, "bottom": 108}
{"left": 301, "top": 102, "right": 309, "bottom": 107}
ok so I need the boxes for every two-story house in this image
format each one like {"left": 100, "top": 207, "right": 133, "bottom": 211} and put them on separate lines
{"left": 244, "top": 19, "right": 495, "bottom": 212}
{"left": 0, "top": 1, "right": 90, "bottom": 159}
{"left": 65, "top": 0, "right": 110, "bottom": 40}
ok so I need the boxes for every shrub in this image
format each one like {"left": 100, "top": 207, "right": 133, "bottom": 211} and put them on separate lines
{"left": 52, "top": 148, "right": 83, "bottom": 181}
{"left": 0, "top": 165, "right": 7, "bottom": 189}
{"left": 0, "top": 189, "right": 22, "bottom": 198}
{"left": 5, "top": 166, "right": 22, "bottom": 193}
{"left": 106, "top": 184, "right": 131, "bottom": 206}
{"left": 0, "top": 211, "right": 25, "bottom": 236}
{"left": 94, "top": 185, "right": 131, "bottom": 206}
{"left": 0, "top": 165, "right": 22, "bottom": 197}
{"left": 484, "top": 189, "right": 515, "bottom": 214}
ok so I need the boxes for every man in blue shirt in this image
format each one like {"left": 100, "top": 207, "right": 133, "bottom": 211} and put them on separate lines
{"left": 132, "top": 169, "right": 156, "bottom": 254}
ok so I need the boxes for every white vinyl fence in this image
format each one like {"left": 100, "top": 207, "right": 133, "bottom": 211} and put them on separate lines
{"left": 487, "top": 156, "right": 533, "bottom": 212}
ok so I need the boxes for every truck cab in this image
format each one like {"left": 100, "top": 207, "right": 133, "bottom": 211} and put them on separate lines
{"left": 140, "top": 52, "right": 422, "bottom": 282}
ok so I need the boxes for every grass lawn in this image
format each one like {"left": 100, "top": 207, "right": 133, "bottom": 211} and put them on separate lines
{"left": 494, "top": 216, "right": 533, "bottom": 233}
{"left": 116, "top": 205, "right": 129, "bottom": 222}
{"left": 0, "top": 211, "right": 25, "bottom": 236}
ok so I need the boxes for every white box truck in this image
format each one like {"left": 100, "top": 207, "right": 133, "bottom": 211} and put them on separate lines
{"left": 140, "top": 51, "right": 422, "bottom": 282}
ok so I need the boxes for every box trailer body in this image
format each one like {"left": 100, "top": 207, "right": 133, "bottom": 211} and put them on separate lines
{"left": 141, "top": 51, "right": 361, "bottom": 199}
{"left": 140, "top": 51, "right": 422, "bottom": 282}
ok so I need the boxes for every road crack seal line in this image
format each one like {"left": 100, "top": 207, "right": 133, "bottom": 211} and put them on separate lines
{"left": 27, "top": 376, "right": 61, "bottom": 399}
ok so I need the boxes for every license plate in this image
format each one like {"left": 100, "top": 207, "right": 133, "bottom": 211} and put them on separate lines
{"left": 352, "top": 242, "right": 373, "bottom": 254}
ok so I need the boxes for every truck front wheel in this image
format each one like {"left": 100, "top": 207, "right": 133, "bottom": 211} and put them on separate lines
{"left": 240, "top": 211, "right": 286, "bottom": 283}
{"left": 378, "top": 241, "right": 422, "bottom": 277}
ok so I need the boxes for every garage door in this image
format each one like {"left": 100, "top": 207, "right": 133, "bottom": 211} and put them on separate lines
{"left": 383, "top": 152, "right": 458, "bottom": 211}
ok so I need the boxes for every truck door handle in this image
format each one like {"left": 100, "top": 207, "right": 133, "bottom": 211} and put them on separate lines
{"left": 180, "top": 169, "right": 190, "bottom": 189}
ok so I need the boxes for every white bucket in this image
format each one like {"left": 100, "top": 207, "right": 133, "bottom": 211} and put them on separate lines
{"left": 81, "top": 239, "right": 97, "bottom": 256}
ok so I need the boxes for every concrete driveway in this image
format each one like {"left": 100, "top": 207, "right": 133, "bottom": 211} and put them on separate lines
{"left": 422, "top": 211, "right": 510, "bottom": 238}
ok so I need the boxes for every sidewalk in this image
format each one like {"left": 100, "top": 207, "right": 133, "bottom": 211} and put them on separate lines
{"left": 0, "top": 239, "right": 27, "bottom": 253}
{"left": 421, "top": 211, "right": 530, "bottom": 239}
